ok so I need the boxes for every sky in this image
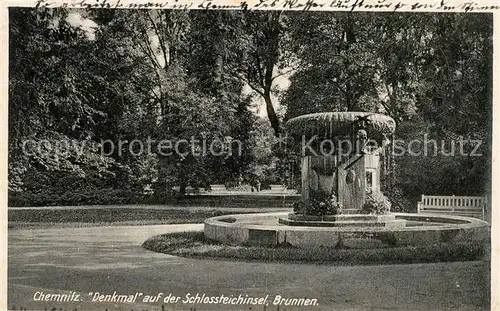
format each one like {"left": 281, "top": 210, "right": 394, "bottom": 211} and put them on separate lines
{"left": 66, "top": 11, "right": 98, "bottom": 40}
{"left": 244, "top": 74, "right": 291, "bottom": 119}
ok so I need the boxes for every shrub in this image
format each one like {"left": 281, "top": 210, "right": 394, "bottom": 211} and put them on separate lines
{"left": 8, "top": 188, "right": 145, "bottom": 207}
{"left": 292, "top": 189, "right": 342, "bottom": 216}
{"left": 384, "top": 186, "right": 415, "bottom": 212}
{"left": 363, "top": 191, "right": 391, "bottom": 214}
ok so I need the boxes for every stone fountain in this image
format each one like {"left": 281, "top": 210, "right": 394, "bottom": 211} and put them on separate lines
{"left": 279, "top": 111, "right": 402, "bottom": 227}
{"left": 204, "top": 112, "right": 489, "bottom": 249}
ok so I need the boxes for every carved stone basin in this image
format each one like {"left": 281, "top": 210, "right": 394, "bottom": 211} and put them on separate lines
{"left": 286, "top": 112, "right": 396, "bottom": 141}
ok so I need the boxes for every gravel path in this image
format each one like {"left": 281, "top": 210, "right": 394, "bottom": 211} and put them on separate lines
{"left": 8, "top": 224, "right": 490, "bottom": 311}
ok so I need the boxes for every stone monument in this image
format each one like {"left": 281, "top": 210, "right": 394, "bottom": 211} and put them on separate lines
{"left": 285, "top": 112, "right": 396, "bottom": 218}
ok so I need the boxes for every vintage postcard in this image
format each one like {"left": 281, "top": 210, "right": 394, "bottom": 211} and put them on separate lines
{"left": 1, "top": 1, "right": 498, "bottom": 310}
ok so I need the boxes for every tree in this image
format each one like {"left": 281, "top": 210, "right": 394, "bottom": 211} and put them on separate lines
{"left": 283, "top": 12, "right": 381, "bottom": 120}
{"left": 92, "top": 10, "right": 257, "bottom": 194}
{"left": 281, "top": 12, "right": 492, "bottom": 206}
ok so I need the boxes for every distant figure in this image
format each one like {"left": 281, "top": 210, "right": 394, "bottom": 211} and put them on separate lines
{"left": 256, "top": 180, "right": 261, "bottom": 192}
{"left": 357, "top": 129, "right": 368, "bottom": 154}
{"left": 355, "top": 115, "right": 371, "bottom": 154}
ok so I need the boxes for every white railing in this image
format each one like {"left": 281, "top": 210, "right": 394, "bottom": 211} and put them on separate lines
{"left": 417, "top": 195, "right": 486, "bottom": 220}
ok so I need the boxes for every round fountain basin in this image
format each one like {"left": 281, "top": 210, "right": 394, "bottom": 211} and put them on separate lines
{"left": 286, "top": 112, "right": 396, "bottom": 141}
{"left": 204, "top": 212, "right": 489, "bottom": 249}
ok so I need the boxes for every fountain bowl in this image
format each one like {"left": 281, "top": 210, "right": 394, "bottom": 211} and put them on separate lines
{"left": 286, "top": 112, "right": 396, "bottom": 141}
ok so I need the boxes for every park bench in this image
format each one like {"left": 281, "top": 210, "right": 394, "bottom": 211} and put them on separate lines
{"left": 417, "top": 195, "right": 486, "bottom": 220}
{"left": 269, "top": 185, "right": 287, "bottom": 193}
{"left": 210, "top": 184, "right": 227, "bottom": 192}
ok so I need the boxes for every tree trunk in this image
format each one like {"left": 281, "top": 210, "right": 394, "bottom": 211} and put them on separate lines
{"left": 264, "top": 93, "right": 280, "bottom": 136}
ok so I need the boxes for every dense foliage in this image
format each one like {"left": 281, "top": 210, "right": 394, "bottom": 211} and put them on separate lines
{"left": 8, "top": 9, "right": 492, "bottom": 208}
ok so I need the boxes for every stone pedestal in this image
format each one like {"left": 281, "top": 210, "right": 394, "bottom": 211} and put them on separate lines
{"left": 288, "top": 112, "right": 396, "bottom": 217}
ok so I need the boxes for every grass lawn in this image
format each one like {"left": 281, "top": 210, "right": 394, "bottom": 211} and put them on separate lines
{"left": 8, "top": 208, "right": 243, "bottom": 229}
{"left": 142, "top": 231, "right": 487, "bottom": 265}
